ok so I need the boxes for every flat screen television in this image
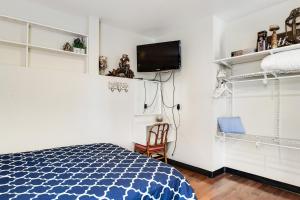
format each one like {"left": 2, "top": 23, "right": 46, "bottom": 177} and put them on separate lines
{"left": 137, "top": 41, "right": 181, "bottom": 72}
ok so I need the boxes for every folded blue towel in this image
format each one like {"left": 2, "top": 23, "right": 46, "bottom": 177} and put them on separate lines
{"left": 218, "top": 117, "right": 245, "bottom": 134}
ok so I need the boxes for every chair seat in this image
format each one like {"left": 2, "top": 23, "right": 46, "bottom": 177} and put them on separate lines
{"left": 134, "top": 123, "right": 169, "bottom": 163}
{"left": 134, "top": 143, "right": 165, "bottom": 152}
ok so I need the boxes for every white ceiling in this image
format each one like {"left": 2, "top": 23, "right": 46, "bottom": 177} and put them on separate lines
{"left": 28, "top": 0, "right": 287, "bottom": 37}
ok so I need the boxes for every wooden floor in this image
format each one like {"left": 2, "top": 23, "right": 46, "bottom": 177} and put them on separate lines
{"left": 176, "top": 166, "right": 300, "bottom": 200}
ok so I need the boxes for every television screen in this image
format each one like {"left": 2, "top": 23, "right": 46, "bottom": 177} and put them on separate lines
{"left": 137, "top": 41, "right": 181, "bottom": 72}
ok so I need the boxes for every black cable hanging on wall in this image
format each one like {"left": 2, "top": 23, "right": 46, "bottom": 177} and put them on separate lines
{"left": 143, "top": 70, "right": 181, "bottom": 156}
{"left": 159, "top": 71, "right": 180, "bottom": 156}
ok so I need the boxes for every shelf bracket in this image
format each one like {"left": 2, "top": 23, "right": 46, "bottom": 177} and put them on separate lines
{"left": 220, "top": 61, "right": 232, "bottom": 69}
{"left": 271, "top": 72, "right": 278, "bottom": 79}
{"left": 255, "top": 141, "right": 261, "bottom": 148}
{"left": 263, "top": 72, "right": 268, "bottom": 85}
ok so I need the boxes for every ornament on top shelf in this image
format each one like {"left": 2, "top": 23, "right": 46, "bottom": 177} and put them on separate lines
{"left": 256, "top": 31, "right": 268, "bottom": 52}
{"left": 269, "top": 25, "right": 280, "bottom": 49}
{"left": 285, "top": 7, "right": 300, "bottom": 44}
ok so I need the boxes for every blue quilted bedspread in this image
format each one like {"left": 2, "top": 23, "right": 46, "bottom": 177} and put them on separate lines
{"left": 0, "top": 143, "right": 196, "bottom": 200}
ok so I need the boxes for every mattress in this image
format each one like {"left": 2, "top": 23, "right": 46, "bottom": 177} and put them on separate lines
{"left": 0, "top": 143, "right": 196, "bottom": 200}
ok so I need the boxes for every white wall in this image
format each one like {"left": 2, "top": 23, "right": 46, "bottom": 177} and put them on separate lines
{"left": 222, "top": 0, "right": 300, "bottom": 186}
{"left": 150, "top": 1, "right": 300, "bottom": 187}
{"left": 0, "top": 0, "right": 87, "bottom": 35}
{"left": 154, "top": 17, "right": 219, "bottom": 171}
{"left": 0, "top": 0, "right": 156, "bottom": 154}
{"left": 212, "top": 16, "right": 226, "bottom": 171}
{"left": 100, "top": 22, "right": 154, "bottom": 75}
{"left": 1, "top": 0, "right": 299, "bottom": 187}
{"left": 0, "top": 66, "right": 138, "bottom": 153}
{"left": 224, "top": 0, "right": 300, "bottom": 58}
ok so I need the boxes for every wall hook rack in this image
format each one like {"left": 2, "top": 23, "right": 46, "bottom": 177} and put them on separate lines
{"left": 108, "top": 81, "right": 128, "bottom": 92}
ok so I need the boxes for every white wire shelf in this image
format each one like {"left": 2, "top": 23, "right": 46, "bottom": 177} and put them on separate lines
{"left": 227, "top": 70, "right": 300, "bottom": 83}
{"left": 216, "top": 132, "right": 300, "bottom": 150}
{"left": 215, "top": 43, "right": 300, "bottom": 67}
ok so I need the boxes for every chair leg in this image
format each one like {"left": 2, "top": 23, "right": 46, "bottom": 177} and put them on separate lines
{"left": 164, "top": 151, "right": 167, "bottom": 163}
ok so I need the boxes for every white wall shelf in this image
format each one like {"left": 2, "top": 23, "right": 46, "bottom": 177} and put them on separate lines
{"left": 215, "top": 43, "right": 300, "bottom": 67}
{"left": 0, "top": 15, "right": 88, "bottom": 72}
{"left": 0, "top": 15, "right": 27, "bottom": 24}
{"left": 0, "top": 39, "right": 27, "bottom": 47}
{"left": 30, "top": 23, "right": 88, "bottom": 38}
{"left": 0, "top": 15, "right": 87, "bottom": 37}
{"left": 29, "top": 45, "right": 87, "bottom": 57}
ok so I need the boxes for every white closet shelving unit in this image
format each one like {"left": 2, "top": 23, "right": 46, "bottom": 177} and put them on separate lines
{"left": 214, "top": 44, "right": 300, "bottom": 150}
{"left": 0, "top": 15, "right": 88, "bottom": 72}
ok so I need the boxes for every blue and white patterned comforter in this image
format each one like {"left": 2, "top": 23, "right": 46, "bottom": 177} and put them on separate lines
{"left": 0, "top": 143, "right": 196, "bottom": 200}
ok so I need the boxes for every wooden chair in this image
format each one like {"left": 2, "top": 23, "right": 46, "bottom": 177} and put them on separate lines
{"left": 134, "top": 123, "right": 170, "bottom": 163}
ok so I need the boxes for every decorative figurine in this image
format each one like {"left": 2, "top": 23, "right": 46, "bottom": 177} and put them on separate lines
{"left": 256, "top": 31, "right": 268, "bottom": 51}
{"left": 63, "top": 42, "right": 73, "bottom": 52}
{"left": 107, "top": 54, "right": 135, "bottom": 79}
{"left": 269, "top": 25, "right": 280, "bottom": 49}
{"left": 99, "top": 56, "right": 108, "bottom": 75}
{"left": 285, "top": 7, "right": 300, "bottom": 44}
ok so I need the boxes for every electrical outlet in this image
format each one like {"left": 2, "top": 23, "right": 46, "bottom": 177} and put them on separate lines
{"left": 144, "top": 104, "right": 148, "bottom": 109}
{"left": 177, "top": 104, "right": 181, "bottom": 110}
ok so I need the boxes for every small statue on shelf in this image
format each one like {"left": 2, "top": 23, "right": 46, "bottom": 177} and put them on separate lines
{"left": 107, "top": 54, "right": 135, "bottom": 79}
{"left": 256, "top": 31, "right": 268, "bottom": 52}
{"left": 269, "top": 25, "right": 280, "bottom": 49}
{"left": 285, "top": 7, "right": 300, "bottom": 44}
{"left": 63, "top": 42, "right": 73, "bottom": 52}
{"left": 99, "top": 56, "right": 108, "bottom": 75}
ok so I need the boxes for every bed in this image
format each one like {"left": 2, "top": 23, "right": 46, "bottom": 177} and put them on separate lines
{"left": 0, "top": 143, "right": 196, "bottom": 200}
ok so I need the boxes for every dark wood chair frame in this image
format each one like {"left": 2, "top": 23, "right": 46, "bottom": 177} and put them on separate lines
{"left": 134, "top": 123, "right": 170, "bottom": 163}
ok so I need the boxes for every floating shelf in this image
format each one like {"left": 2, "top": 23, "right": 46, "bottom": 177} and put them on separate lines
{"left": 30, "top": 23, "right": 88, "bottom": 38}
{"left": 0, "top": 39, "right": 27, "bottom": 47}
{"left": 29, "top": 45, "right": 87, "bottom": 57}
{"left": 0, "top": 15, "right": 87, "bottom": 37}
{"left": 0, "top": 15, "right": 27, "bottom": 24}
{"left": 215, "top": 43, "right": 300, "bottom": 67}
{"left": 216, "top": 132, "right": 300, "bottom": 150}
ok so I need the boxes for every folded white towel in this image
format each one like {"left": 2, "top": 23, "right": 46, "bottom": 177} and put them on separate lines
{"left": 261, "top": 49, "right": 300, "bottom": 71}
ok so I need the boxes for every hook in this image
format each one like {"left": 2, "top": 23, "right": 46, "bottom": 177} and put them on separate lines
{"left": 255, "top": 141, "right": 261, "bottom": 148}
{"left": 108, "top": 81, "right": 129, "bottom": 93}
{"left": 263, "top": 73, "right": 268, "bottom": 85}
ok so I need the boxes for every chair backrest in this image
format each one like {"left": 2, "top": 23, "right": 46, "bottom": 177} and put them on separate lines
{"left": 147, "top": 123, "right": 170, "bottom": 146}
